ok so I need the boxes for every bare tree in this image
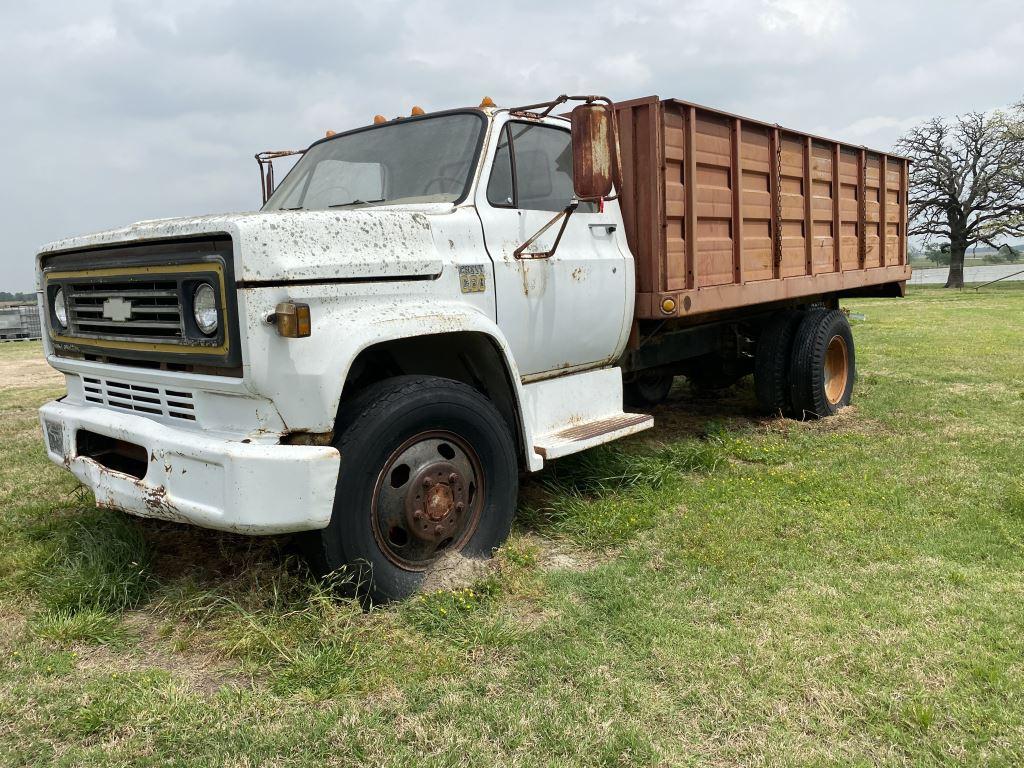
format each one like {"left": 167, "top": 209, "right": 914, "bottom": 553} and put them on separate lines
{"left": 896, "top": 101, "right": 1024, "bottom": 288}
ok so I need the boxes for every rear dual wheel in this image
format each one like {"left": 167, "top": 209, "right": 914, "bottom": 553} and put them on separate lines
{"left": 754, "top": 311, "right": 803, "bottom": 416}
{"left": 788, "top": 309, "right": 855, "bottom": 419}
{"left": 302, "top": 376, "right": 518, "bottom": 604}
{"left": 754, "top": 308, "right": 855, "bottom": 419}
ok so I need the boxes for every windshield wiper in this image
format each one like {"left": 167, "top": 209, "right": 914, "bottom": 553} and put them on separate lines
{"left": 328, "top": 198, "right": 386, "bottom": 208}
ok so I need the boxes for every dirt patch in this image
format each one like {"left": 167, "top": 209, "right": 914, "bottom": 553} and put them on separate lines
{"left": 517, "top": 532, "right": 609, "bottom": 573}
{"left": 641, "top": 384, "right": 764, "bottom": 443}
{"left": 415, "top": 536, "right": 608, "bottom": 593}
{"left": 0, "top": 611, "right": 29, "bottom": 651}
{"left": 421, "top": 551, "right": 496, "bottom": 592}
{"left": 141, "top": 518, "right": 290, "bottom": 588}
{"left": 74, "top": 612, "right": 246, "bottom": 695}
{"left": 0, "top": 354, "right": 63, "bottom": 392}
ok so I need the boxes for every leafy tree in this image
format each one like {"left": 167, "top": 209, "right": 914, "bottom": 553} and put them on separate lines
{"left": 0, "top": 291, "right": 34, "bottom": 303}
{"left": 923, "top": 243, "right": 950, "bottom": 267}
{"left": 985, "top": 244, "right": 1021, "bottom": 265}
{"left": 896, "top": 100, "right": 1024, "bottom": 287}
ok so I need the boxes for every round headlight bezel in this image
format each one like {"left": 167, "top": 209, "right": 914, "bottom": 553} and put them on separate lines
{"left": 53, "top": 288, "right": 68, "bottom": 329}
{"left": 192, "top": 283, "right": 218, "bottom": 336}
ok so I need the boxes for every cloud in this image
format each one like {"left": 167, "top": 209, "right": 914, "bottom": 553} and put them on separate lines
{"left": 1, "top": 0, "right": 1021, "bottom": 289}
{"left": 759, "top": 0, "right": 849, "bottom": 37}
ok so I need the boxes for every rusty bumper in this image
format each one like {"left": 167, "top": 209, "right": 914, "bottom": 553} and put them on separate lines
{"left": 39, "top": 400, "right": 340, "bottom": 534}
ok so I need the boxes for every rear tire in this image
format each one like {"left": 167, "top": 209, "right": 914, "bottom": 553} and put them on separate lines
{"left": 754, "top": 311, "right": 803, "bottom": 416}
{"left": 301, "top": 375, "right": 518, "bottom": 604}
{"left": 624, "top": 372, "right": 674, "bottom": 406}
{"left": 788, "top": 309, "right": 855, "bottom": 419}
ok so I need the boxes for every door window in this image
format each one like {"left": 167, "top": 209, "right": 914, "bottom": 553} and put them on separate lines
{"left": 486, "top": 129, "right": 514, "bottom": 207}
{"left": 486, "top": 123, "right": 596, "bottom": 212}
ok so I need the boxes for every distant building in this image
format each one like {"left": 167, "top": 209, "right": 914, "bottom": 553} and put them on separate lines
{"left": 0, "top": 304, "right": 41, "bottom": 340}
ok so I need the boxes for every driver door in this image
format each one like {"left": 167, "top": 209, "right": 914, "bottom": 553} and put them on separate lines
{"left": 475, "top": 118, "right": 630, "bottom": 379}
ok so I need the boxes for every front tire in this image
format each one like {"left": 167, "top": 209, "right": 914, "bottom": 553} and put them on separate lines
{"left": 302, "top": 376, "right": 518, "bottom": 604}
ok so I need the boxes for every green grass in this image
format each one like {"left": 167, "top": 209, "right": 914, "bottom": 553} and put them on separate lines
{"left": 1, "top": 286, "right": 1023, "bottom": 766}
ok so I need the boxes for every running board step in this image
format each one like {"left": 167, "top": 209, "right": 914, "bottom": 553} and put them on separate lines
{"left": 533, "top": 412, "right": 654, "bottom": 460}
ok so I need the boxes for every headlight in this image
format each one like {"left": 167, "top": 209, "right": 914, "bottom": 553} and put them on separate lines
{"left": 192, "top": 283, "right": 218, "bottom": 335}
{"left": 53, "top": 288, "right": 68, "bottom": 329}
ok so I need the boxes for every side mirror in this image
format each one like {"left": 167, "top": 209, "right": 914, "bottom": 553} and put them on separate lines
{"left": 570, "top": 103, "right": 616, "bottom": 200}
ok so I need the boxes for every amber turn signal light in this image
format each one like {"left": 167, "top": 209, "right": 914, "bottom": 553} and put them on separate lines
{"left": 270, "top": 301, "right": 311, "bottom": 338}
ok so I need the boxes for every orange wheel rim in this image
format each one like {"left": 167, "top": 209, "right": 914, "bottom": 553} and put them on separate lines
{"left": 823, "top": 335, "right": 849, "bottom": 405}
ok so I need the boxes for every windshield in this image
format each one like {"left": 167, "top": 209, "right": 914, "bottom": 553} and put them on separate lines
{"left": 263, "top": 112, "right": 485, "bottom": 211}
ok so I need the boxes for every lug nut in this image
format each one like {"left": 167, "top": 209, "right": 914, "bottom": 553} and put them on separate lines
{"left": 413, "top": 509, "right": 423, "bottom": 520}
{"left": 455, "top": 502, "right": 464, "bottom": 513}
{"left": 448, "top": 472, "right": 459, "bottom": 484}
{"left": 434, "top": 524, "right": 443, "bottom": 536}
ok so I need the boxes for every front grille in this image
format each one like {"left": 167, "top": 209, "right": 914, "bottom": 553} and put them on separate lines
{"left": 82, "top": 375, "right": 196, "bottom": 421}
{"left": 67, "top": 280, "right": 184, "bottom": 341}
{"left": 41, "top": 237, "right": 240, "bottom": 372}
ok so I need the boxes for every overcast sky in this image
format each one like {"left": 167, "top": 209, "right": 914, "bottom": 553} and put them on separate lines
{"left": 1, "top": 0, "right": 1020, "bottom": 290}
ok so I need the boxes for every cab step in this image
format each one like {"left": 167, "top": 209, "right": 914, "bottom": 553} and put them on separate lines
{"left": 533, "top": 412, "right": 653, "bottom": 460}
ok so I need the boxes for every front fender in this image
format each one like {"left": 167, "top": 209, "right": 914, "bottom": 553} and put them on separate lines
{"left": 238, "top": 284, "right": 535, "bottom": 461}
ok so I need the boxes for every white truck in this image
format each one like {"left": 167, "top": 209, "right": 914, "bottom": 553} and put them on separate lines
{"left": 37, "top": 95, "right": 910, "bottom": 601}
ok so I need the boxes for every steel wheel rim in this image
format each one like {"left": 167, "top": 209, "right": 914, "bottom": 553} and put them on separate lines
{"left": 371, "top": 430, "right": 484, "bottom": 571}
{"left": 823, "top": 335, "right": 849, "bottom": 405}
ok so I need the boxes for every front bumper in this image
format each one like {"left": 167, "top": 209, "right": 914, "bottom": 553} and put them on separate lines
{"left": 39, "top": 400, "right": 340, "bottom": 534}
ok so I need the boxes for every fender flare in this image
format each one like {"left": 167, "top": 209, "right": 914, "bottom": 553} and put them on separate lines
{"left": 301, "top": 297, "right": 540, "bottom": 470}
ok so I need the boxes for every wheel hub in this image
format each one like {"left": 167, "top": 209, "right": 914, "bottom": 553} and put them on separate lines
{"left": 405, "top": 462, "right": 468, "bottom": 542}
{"left": 371, "top": 431, "right": 483, "bottom": 570}
{"left": 824, "top": 334, "right": 849, "bottom": 405}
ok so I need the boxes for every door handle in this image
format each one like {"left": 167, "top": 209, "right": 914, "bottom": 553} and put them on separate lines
{"left": 588, "top": 223, "right": 617, "bottom": 234}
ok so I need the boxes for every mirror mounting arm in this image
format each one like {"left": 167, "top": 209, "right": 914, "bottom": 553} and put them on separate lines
{"left": 256, "top": 149, "right": 305, "bottom": 206}
{"left": 510, "top": 94, "right": 612, "bottom": 118}
{"left": 513, "top": 201, "right": 580, "bottom": 260}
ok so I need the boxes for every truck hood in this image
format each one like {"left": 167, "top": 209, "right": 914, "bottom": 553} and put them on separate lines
{"left": 37, "top": 207, "right": 450, "bottom": 284}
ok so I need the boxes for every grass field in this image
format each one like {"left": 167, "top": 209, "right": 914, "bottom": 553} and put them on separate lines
{"left": 1, "top": 285, "right": 1023, "bottom": 766}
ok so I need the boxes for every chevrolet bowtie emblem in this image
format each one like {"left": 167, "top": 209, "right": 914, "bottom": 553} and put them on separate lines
{"left": 102, "top": 297, "right": 133, "bottom": 323}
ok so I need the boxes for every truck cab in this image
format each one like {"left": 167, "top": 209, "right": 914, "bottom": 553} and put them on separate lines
{"left": 37, "top": 96, "right": 651, "bottom": 602}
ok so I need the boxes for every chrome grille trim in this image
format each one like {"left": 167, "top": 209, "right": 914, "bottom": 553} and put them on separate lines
{"left": 66, "top": 280, "right": 184, "bottom": 342}
{"left": 82, "top": 376, "right": 197, "bottom": 421}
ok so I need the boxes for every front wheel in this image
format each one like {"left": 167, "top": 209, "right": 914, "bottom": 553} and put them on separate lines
{"left": 302, "top": 376, "right": 518, "bottom": 604}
